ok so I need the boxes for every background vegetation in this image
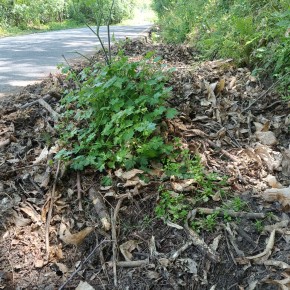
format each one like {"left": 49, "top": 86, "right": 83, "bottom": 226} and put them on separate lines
{"left": 0, "top": 0, "right": 135, "bottom": 35}
{"left": 152, "top": 0, "right": 290, "bottom": 96}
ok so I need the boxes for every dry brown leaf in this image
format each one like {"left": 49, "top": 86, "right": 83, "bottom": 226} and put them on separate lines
{"left": 120, "top": 240, "right": 139, "bottom": 261}
{"left": 215, "top": 78, "right": 225, "bottom": 94}
{"left": 76, "top": 281, "right": 95, "bottom": 290}
{"left": 146, "top": 270, "right": 160, "bottom": 280}
{"left": 120, "top": 169, "right": 144, "bottom": 180}
{"left": 255, "top": 131, "right": 277, "bottom": 146}
{"left": 58, "top": 222, "right": 93, "bottom": 246}
{"left": 33, "top": 147, "right": 49, "bottom": 165}
{"left": 261, "top": 120, "right": 271, "bottom": 132}
{"left": 282, "top": 149, "right": 290, "bottom": 177}
{"left": 171, "top": 179, "right": 195, "bottom": 192}
{"left": 19, "top": 205, "right": 41, "bottom": 223}
{"left": 264, "top": 187, "right": 290, "bottom": 211}
{"left": 264, "top": 175, "right": 283, "bottom": 188}
{"left": 12, "top": 210, "right": 31, "bottom": 227}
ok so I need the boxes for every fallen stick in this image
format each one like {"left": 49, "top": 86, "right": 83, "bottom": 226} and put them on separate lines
{"left": 38, "top": 98, "right": 60, "bottom": 121}
{"left": 245, "top": 230, "right": 275, "bottom": 260}
{"left": 59, "top": 239, "right": 110, "bottom": 290}
{"left": 111, "top": 197, "right": 125, "bottom": 287}
{"left": 5, "top": 164, "right": 46, "bottom": 174}
{"left": 76, "top": 172, "right": 83, "bottom": 211}
{"left": 171, "top": 241, "right": 193, "bottom": 260}
{"left": 206, "top": 140, "right": 239, "bottom": 163}
{"left": 184, "top": 223, "right": 220, "bottom": 262}
{"left": 89, "top": 187, "right": 111, "bottom": 231}
{"left": 196, "top": 207, "right": 265, "bottom": 219}
{"left": 45, "top": 160, "right": 61, "bottom": 258}
{"left": 107, "top": 259, "right": 149, "bottom": 268}
{"left": 19, "top": 94, "right": 52, "bottom": 109}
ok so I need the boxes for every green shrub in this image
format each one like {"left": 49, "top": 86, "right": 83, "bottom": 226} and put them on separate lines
{"left": 152, "top": 0, "right": 290, "bottom": 92}
{"left": 57, "top": 52, "right": 177, "bottom": 171}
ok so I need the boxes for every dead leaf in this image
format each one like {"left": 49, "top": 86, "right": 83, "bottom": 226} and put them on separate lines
{"left": 76, "top": 281, "right": 95, "bottom": 290}
{"left": 264, "top": 175, "right": 283, "bottom": 188}
{"left": 58, "top": 223, "right": 93, "bottom": 246}
{"left": 34, "top": 259, "right": 45, "bottom": 268}
{"left": 171, "top": 179, "right": 195, "bottom": 192}
{"left": 33, "top": 147, "right": 49, "bottom": 165}
{"left": 255, "top": 131, "right": 277, "bottom": 146}
{"left": 176, "top": 258, "right": 197, "bottom": 274}
{"left": 264, "top": 187, "right": 290, "bottom": 210}
{"left": 120, "top": 169, "right": 144, "bottom": 180}
{"left": 19, "top": 205, "right": 41, "bottom": 223}
{"left": 282, "top": 149, "right": 290, "bottom": 177}
{"left": 146, "top": 270, "right": 160, "bottom": 280}
{"left": 215, "top": 78, "right": 225, "bottom": 94}
{"left": 120, "top": 240, "right": 139, "bottom": 261}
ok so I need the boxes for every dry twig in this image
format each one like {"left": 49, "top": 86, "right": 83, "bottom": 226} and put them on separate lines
{"left": 76, "top": 171, "right": 83, "bottom": 211}
{"left": 196, "top": 207, "right": 265, "bottom": 219}
{"left": 59, "top": 239, "right": 110, "bottom": 290}
{"left": 45, "top": 160, "right": 61, "bottom": 258}
{"left": 38, "top": 98, "right": 60, "bottom": 121}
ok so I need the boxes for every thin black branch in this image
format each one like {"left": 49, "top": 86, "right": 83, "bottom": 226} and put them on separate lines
{"left": 58, "top": 239, "right": 111, "bottom": 290}
{"left": 107, "top": 0, "right": 115, "bottom": 63}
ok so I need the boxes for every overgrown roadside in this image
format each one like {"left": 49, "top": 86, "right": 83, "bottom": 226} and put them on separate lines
{"left": 1, "top": 36, "right": 290, "bottom": 289}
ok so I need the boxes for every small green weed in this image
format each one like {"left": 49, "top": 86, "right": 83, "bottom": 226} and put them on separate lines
{"left": 254, "top": 220, "right": 264, "bottom": 233}
{"left": 224, "top": 197, "right": 247, "bottom": 212}
{"left": 164, "top": 149, "right": 227, "bottom": 202}
{"left": 155, "top": 190, "right": 189, "bottom": 222}
{"left": 100, "top": 176, "right": 113, "bottom": 186}
{"left": 191, "top": 212, "right": 219, "bottom": 232}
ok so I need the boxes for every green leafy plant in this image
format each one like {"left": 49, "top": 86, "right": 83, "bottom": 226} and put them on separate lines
{"left": 57, "top": 52, "right": 177, "bottom": 171}
{"left": 100, "top": 175, "right": 113, "bottom": 186}
{"left": 152, "top": 0, "right": 290, "bottom": 92}
{"left": 224, "top": 197, "right": 247, "bottom": 212}
{"left": 191, "top": 212, "right": 219, "bottom": 232}
{"left": 164, "top": 149, "right": 227, "bottom": 202}
{"left": 254, "top": 220, "right": 264, "bottom": 233}
{"left": 155, "top": 190, "right": 189, "bottom": 222}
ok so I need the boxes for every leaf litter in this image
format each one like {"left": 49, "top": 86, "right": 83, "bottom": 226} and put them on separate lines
{"left": 1, "top": 36, "right": 290, "bottom": 289}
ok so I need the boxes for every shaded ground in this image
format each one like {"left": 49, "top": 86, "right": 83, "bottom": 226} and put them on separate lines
{"left": 1, "top": 38, "right": 290, "bottom": 289}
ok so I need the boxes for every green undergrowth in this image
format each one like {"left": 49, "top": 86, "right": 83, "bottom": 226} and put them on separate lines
{"left": 0, "top": 19, "right": 84, "bottom": 37}
{"left": 57, "top": 52, "right": 177, "bottom": 171}
{"left": 152, "top": 0, "right": 290, "bottom": 96}
{"left": 155, "top": 150, "right": 228, "bottom": 230}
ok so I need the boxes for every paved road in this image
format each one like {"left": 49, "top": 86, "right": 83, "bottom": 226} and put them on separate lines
{"left": 0, "top": 24, "right": 151, "bottom": 98}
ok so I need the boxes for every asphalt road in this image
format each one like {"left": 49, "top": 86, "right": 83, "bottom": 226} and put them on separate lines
{"left": 0, "top": 24, "right": 151, "bottom": 98}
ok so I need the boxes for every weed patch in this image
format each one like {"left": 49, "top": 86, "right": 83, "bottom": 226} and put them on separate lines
{"left": 57, "top": 52, "right": 177, "bottom": 171}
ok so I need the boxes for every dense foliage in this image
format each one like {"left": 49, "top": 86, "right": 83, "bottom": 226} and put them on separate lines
{"left": 152, "top": 0, "right": 290, "bottom": 95}
{"left": 0, "top": 0, "right": 134, "bottom": 30}
{"left": 57, "top": 52, "right": 177, "bottom": 171}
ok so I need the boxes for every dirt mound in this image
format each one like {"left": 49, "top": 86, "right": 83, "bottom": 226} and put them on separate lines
{"left": 1, "top": 38, "right": 290, "bottom": 289}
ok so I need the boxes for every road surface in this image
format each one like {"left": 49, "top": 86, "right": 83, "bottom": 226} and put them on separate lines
{"left": 0, "top": 24, "right": 151, "bottom": 98}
